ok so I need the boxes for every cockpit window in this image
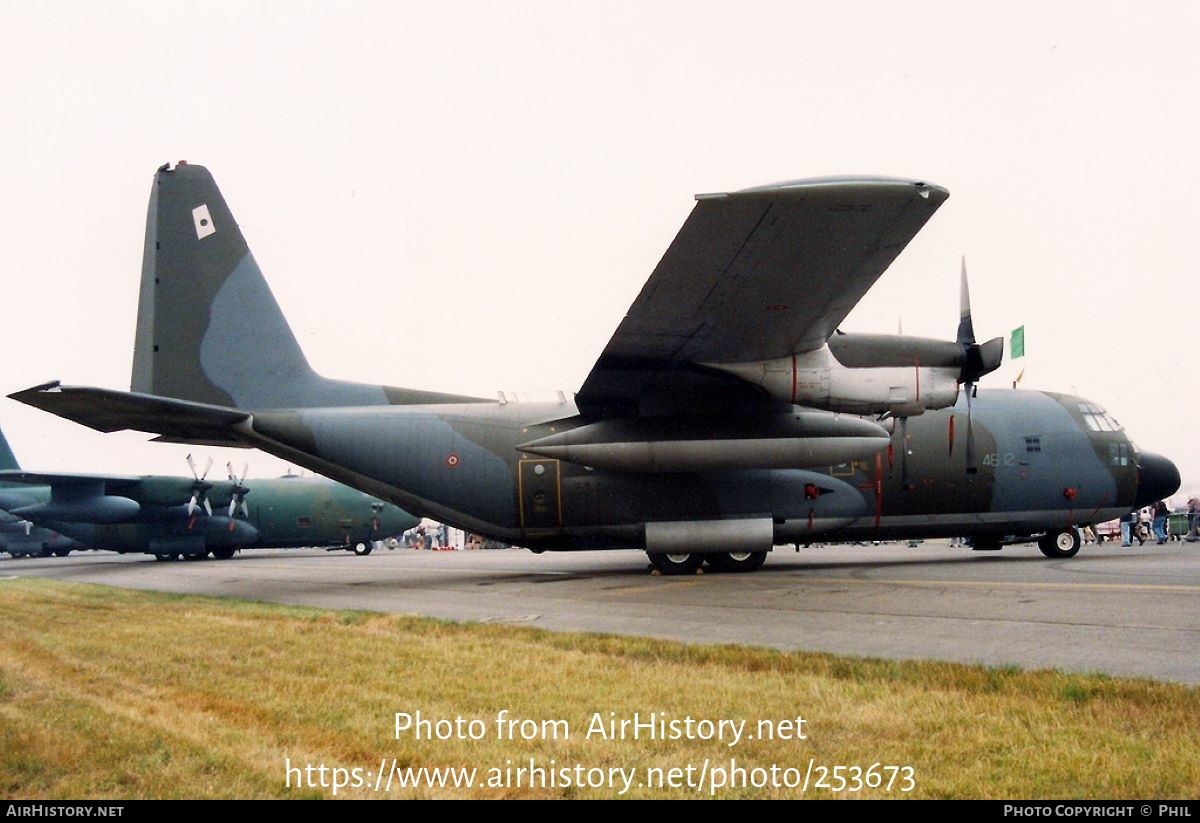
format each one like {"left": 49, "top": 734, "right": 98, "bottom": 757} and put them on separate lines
{"left": 1078, "top": 402, "right": 1122, "bottom": 432}
{"left": 1109, "top": 443, "right": 1131, "bottom": 467}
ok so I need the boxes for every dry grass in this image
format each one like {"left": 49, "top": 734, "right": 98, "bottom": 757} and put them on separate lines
{"left": 0, "top": 578, "right": 1196, "bottom": 799}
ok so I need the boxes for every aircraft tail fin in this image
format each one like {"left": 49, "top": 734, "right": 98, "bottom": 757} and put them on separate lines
{"left": 131, "top": 162, "right": 476, "bottom": 410}
{"left": 0, "top": 426, "right": 20, "bottom": 471}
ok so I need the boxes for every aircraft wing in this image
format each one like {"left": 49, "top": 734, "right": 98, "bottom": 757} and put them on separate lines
{"left": 0, "top": 470, "right": 144, "bottom": 488}
{"left": 576, "top": 176, "right": 949, "bottom": 416}
{"left": 8, "top": 382, "right": 253, "bottom": 447}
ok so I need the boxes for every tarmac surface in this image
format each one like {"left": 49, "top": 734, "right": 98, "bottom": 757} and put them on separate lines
{"left": 5, "top": 538, "right": 1199, "bottom": 685}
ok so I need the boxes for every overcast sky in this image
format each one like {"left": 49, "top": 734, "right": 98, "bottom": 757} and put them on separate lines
{"left": 3, "top": 1, "right": 1198, "bottom": 502}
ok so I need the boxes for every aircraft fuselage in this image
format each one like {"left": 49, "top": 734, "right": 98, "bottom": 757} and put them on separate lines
{"left": 240, "top": 387, "right": 1152, "bottom": 554}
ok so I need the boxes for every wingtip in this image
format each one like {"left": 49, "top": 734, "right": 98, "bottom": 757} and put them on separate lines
{"left": 7, "top": 380, "right": 62, "bottom": 401}
{"left": 729, "top": 175, "right": 949, "bottom": 199}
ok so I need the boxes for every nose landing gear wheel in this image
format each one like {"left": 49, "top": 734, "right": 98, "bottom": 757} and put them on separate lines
{"left": 1038, "top": 529, "right": 1081, "bottom": 558}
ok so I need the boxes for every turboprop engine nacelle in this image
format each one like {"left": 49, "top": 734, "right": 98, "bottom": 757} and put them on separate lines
{"left": 13, "top": 496, "right": 141, "bottom": 524}
{"left": 204, "top": 517, "right": 259, "bottom": 547}
{"left": 709, "top": 333, "right": 997, "bottom": 417}
{"left": 518, "top": 411, "right": 890, "bottom": 472}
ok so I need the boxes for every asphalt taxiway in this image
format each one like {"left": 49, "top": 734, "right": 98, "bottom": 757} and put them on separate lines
{"left": 5, "top": 540, "right": 1198, "bottom": 685}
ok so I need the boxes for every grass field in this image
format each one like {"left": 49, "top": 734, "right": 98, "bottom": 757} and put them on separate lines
{"left": 1, "top": 578, "right": 1196, "bottom": 799}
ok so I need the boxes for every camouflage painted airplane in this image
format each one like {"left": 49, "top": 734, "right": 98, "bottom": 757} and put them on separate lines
{"left": 10, "top": 162, "right": 1180, "bottom": 573}
{"left": 0, "top": 432, "right": 81, "bottom": 557}
{"left": 0, "top": 425, "right": 417, "bottom": 560}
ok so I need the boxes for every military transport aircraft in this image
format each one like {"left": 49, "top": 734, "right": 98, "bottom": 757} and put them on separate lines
{"left": 0, "top": 425, "right": 417, "bottom": 560}
{"left": 0, "top": 427, "right": 80, "bottom": 556}
{"left": 9, "top": 163, "right": 1180, "bottom": 573}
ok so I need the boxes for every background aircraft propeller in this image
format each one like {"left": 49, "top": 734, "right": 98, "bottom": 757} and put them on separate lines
{"left": 226, "top": 461, "right": 250, "bottom": 520}
{"left": 185, "top": 453, "right": 213, "bottom": 516}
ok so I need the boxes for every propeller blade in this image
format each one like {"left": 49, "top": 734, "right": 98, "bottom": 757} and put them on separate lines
{"left": 226, "top": 461, "right": 248, "bottom": 484}
{"left": 186, "top": 453, "right": 212, "bottom": 480}
{"left": 226, "top": 460, "right": 250, "bottom": 518}
{"left": 966, "top": 385, "right": 979, "bottom": 475}
{"left": 899, "top": 416, "right": 914, "bottom": 490}
{"left": 956, "top": 258, "right": 1004, "bottom": 384}
{"left": 186, "top": 454, "right": 216, "bottom": 516}
{"left": 957, "top": 256, "right": 975, "bottom": 346}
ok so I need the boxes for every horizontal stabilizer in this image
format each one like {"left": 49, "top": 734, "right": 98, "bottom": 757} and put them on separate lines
{"left": 8, "top": 382, "right": 251, "bottom": 447}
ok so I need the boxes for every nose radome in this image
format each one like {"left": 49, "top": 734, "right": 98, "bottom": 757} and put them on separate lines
{"left": 1133, "top": 452, "right": 1181, "bottom": 508}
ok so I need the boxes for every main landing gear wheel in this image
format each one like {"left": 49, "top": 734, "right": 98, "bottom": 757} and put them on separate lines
{"left": 1038, "top": 529, "right": 1081, "bottom": 558}
{"left": 970, "top": 535, "right": 1003, "bottom": 551}
{"left": 646, "top": 552, "right": 704, "bottom": 575}
{"left": 210, "top": 547, "right": 236, "bottom": 560}
{"left": 705, "top": 552, "right": 768, "bottom": 573}
{"left": 353, "top": 541, "right": 374, "bottom": 556}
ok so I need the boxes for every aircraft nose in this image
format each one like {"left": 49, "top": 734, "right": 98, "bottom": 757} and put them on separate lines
{"left": 1133, "top": 452, "right": 1181, "bottom": 508}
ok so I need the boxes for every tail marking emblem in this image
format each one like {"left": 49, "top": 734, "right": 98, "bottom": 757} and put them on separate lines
{"left": 192, "top": 204, "right": 216, "bottom": 239}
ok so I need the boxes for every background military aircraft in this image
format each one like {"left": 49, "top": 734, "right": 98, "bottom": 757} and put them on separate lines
{"left": 0, "top": 425, "right": 418, "bottom": 560}
{"left": 10, "top": 163, "right": 1180, "bottom": 573}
